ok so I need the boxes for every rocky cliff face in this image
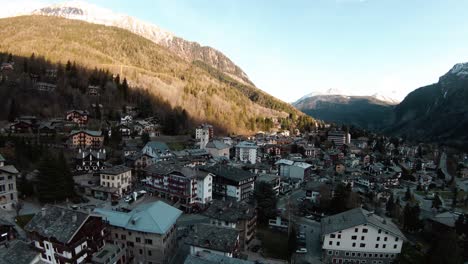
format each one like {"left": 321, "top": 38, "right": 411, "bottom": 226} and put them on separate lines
{"left": 390, "top": 63, "right": 468, "bottom": 144}
{"left": 30, "top": 1, "right": 253, "bottom": 86}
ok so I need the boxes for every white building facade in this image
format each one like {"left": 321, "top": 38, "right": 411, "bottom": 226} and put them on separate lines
{"left": 235, "top": 141, "right": 258, "bottom": 164}
{"left": 321, "top": 208, "right": 405, "bottom": 264}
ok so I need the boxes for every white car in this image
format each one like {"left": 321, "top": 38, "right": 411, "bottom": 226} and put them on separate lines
{"left": 296, "top": 248, "right": 308, "bottom": 254}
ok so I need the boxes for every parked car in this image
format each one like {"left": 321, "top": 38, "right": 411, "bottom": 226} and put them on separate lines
{"left": 124, "top": 196, "right": 133, "bottom": 203}
{"left": 296, "top": 248, "right": 308, "bottom": 254}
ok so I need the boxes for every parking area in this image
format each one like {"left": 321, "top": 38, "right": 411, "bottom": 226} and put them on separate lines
{"left": 293, "top": 217, "right": 323, "bottom": 264}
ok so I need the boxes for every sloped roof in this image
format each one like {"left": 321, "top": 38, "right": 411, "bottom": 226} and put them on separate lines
{"left": 94, "top": 201, "right": 182, "bottom": 234}
{"left": 206, "top": 140, "right": 230, "bottom": 150}
{"left": 275, "top": 159, "right": 294, "bottom": 166}
{"left": 185, "top": 224, "right": 239, "bottom": 252}
{"left": 144, "top": 141, "right": 170, "bottom": 152}
{"left": 100, "top": 165, "right": 131, "bottom": 175}
{"left": 202, "top": 200, "right": 255, "bottom": 222}
{"left": 201, "top": 164, "right": 255, "bottom": 182}
{"left": 184, "top": 253, "right": 254, "bottom": 264}
{"left": 321, "top": 208, "right": 406, "bottom": 240}
{"left": 0, "top": 165, "right": 19, "bottom": 174}
{"left": 0, "top": 240, "right": 39, "bottom": 264}
{"left": 236, "top": 141, "right": 258, "bottom": 149}
{"left": 24, "top": 205, "right": 90, "bottom": 244}
{"left": 70, "top": 129, "right": 102, "bottom": 137}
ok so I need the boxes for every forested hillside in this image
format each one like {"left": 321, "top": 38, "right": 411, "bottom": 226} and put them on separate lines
{"left": 0, "top": 15, "right": 316, "bottom": 134}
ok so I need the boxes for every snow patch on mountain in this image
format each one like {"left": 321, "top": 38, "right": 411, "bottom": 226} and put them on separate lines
{"left": 31, "top": 1, "right": 175, "bottom": 45}
{"left": 448, "top": 62, "right": 468, "bottom": 77}
{"left": 295, "top": 89, "right": 400, "bottom": 105}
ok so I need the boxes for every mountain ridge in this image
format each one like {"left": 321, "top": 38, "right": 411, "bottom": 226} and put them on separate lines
{"left": 28, "top": 1, "right": 253, "bottom": 86}
{"left": 0, "top": 15, "right": 313, "bottom": 134}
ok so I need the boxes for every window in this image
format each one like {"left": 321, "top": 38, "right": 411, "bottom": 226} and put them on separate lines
{"left": 362, "top": 228, "right": 368, "bottom": 233}
{"left": 148, "top": 250, "right": 152, "bottom": 256}
{"left": 335, "top": 251, "right": 339, "bottom": 256}
{"left": 393, "top": 244, "right": 397, "bottom": 249}
{"left": 385, "top": 254, "right": 389, "bottom": 258}
{"left": 377, "top": 237, "right": 380, "bottom": 241}
{"left": 355, "top": 228, "right": 359, "bottom": 232}
{"left": 375, "top": 244, "right": 379, "bottom": 248}
{"left": 121, "top": 234, "right": 126, "bottom": 240}
{"left": 139, "top": 249, "right": 143, "bottom": 255}
{"left": 380, "top": 254, "right": 383, "bottom": 258}
{"left": 136, "top": 237, "right": 141, "bottom": 243}
{"left": 360, "top": 243, "right": 365, "bottom": 248}
{"left": 329, "top": 241, "right": 333, "bottom": 245}
{"left": 345, "top": 252, "right": 350, "bottom": 256}
{"left": 395, "top": 237, "right": 399, "bottom": 242}
{"left": 378, "top": 229, "right": 382, "bottom": 234}
{"left": 384, "top": 237, "right": 387, "bottom": 242}
{"left": 351, "top": 235, "right": 357, "bottom": 240}
{"left": 330, "top": 234, "right": 336, "bottom": 238}
{"left": 337, "top": 242, "right": 340, "bottom": 246}
{"left": 361, "top": 236, "right": 365, "bottom": 240}
{"left": 357, "top": 253, "right": 361, "bottom": 257}
{"left": 352, "top": 242, "right": 356, "bottom": 247}
{"left": 352, "top": 253, "right": 356, "bottom": 257}
{"left": 383, "top": 244, "right": 386, "bottom": 249}
{"left": 363, "top": 253, "right": 367, "bottom": 257}
{"left": 115, "top": 234, "right": 118, "bottom": 238}
{"left": 328, "top": 250, "right": 333, "bottom": 255}
{"left": 338, "top": 234, "right": 341, "bottom": 239}
{"left": 145, "top": 239, "right": 153, "bottom": 245}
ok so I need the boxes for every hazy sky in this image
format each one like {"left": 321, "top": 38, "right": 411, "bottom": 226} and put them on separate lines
{"left": 4, "top": 0, "right": 468, "bottom": 102}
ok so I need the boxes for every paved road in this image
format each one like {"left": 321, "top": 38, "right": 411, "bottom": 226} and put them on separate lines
{"left": 293, "top": 217, "right": 322, "bottom": 264}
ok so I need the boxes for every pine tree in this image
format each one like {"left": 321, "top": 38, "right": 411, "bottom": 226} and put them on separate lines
{"left": 386, "top": 194, "right": 395, "bottom": 216}
{"left": 8, "top": 99, "right": 17, "bottom": 122}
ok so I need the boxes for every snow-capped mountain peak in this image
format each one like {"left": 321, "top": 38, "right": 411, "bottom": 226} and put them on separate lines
{"left": 448, "top": 62, "right": 468, "bottom": 77}
{"left": 31, "top": 1, "right": 175, "bottom": 44}
{"left": 23, "top": 1, "right": 252, "bottom": 85}
{"left": 370, "top": 93, "right": 400, "bottom": 104}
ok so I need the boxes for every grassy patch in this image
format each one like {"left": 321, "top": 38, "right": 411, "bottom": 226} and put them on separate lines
{"left": 15, "top": 214, "right": 35, "bottom": 229}
{"left": 167, "top": 142, "right": 187, "bottom": 151}
{"left": 257, "top": 227, "right": 289, "bottom": 260}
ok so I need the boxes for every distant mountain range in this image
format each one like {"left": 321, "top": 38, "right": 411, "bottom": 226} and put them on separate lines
{"left": 295, "top": 64, "right": 468, "bottom": 145}
{"left": 293, "top": 93, "right": 396, "bottom": 130}
{"left": 29, "top": 1, "right": 253, "bottom": 86}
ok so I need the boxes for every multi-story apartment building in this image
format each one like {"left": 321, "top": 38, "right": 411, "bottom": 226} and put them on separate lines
{"left": 195, "top": 124, "right": 214, "bottom": 141}
{"left": 0, "top": 154, "right": 18, "bottom": 211}
{"left": 75, "top": 148, "right": 107, "bottom": 172}
{"left": 201, "top": 164, "right": 255, "bottom": 202}
{"left": 256, "top": 174, "right": 281, "bottom": 196}
{"left": 94, "top": 201, "right": 182, "bottom": 264}
{"left": 65, "top": 110, "right": 89, "bottom": 125}
{"left": 321, "top": 208, "right": 406, "bottom": 264}
{"left": 328, "top": 131, "right": 351, "bottom": 147}
{"left": 100, "top": 165, "right": 133, "bottom": 197}
{"left": 25, "top": 205, "right": 106, "bottom": 264}
{"left": 203, "top": 200, "right": 257, "bottom": 250}
{"left": 69, "top": 130, "right": 104, "bottom": 149}
{"left": 144, "top": 162, "right": 213, "bottom": 211}
{"left": 235, "top": 141, "right": 258, "bottom": 164}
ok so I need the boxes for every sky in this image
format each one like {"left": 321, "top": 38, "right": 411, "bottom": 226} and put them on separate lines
{"left": 3, "top": 0, "right": 468, "bottom": 102}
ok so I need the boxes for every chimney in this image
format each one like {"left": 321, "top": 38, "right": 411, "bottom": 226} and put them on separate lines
{"left": 41, "top": 208, "right": 46, "bottom": 217}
